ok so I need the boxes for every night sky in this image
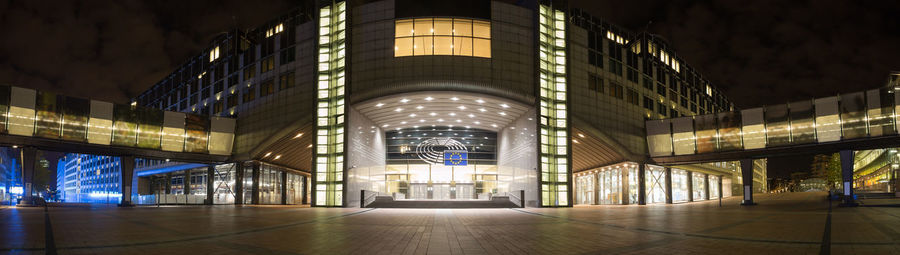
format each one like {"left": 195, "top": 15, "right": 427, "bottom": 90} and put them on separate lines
{"left": 2, "top": 0, "right": 899, "bottom": 178}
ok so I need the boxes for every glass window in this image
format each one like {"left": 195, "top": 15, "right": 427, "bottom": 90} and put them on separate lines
{"left": 394, "top": 18, "right": 489, "bottom": 58}
{"left": 672, "top": 169, "right": 689, "bottom": 203}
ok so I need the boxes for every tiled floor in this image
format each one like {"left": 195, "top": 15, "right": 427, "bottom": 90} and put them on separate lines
{"left": 1, "top": 192, "right": 898, "bottom": 254}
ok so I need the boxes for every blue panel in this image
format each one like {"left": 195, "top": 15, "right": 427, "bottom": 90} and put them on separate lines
{"left": 443, "top": 150, "right": 467, "bottom": 166}
{"left": 136, "top": 163, "right": 208, "bottom": 177}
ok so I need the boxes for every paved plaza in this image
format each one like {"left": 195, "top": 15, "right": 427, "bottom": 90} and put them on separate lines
{"left": 1, "top": 192, "right": 899, "bottom": 254}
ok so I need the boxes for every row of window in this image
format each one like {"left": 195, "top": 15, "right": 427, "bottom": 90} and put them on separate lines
{"left": 394, "top": 18, "right": 491, "bottom": 58}
{"left": 588, "top": 73, "right": 697, "bottom": 118}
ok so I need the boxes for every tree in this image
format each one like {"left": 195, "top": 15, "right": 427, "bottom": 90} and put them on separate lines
{"left": 810, "top": 153, "right": 841, "bottom": 190}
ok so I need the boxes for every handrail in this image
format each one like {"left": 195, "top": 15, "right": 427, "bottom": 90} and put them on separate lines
{"left": 507, "top": 190, "right": 525, "bottom": 208}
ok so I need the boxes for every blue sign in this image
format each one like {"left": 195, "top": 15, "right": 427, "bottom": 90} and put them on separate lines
{"left": 443, "top": 150, "right": 468, "bottom": 166}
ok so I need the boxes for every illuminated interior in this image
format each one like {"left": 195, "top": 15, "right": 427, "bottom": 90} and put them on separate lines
{"left": 394, "top": 18, "right": 491, "bottom": 58}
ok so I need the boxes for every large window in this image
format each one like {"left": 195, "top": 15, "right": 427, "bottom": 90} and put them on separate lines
{"left": 394, "top": 18, "right": 491, "bottom": 58}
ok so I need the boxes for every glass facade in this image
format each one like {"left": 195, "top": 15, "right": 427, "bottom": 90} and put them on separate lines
{"left": 647, "top": 88, "right": 900, "bottom": 157}
{"left": 538, "top": 4, "right": 570, "bottom": 207}
{"left": 709, "top": 175, "right": 720, "bottom": 199}
{"left": 645, "top": 165, "right": 667, "bottom": 204}
{"left": 394, "top": 18, "right": 491, "bottom": 58}
{"left": 692, "top": 172, "right": 706, "bottom": 201}
{"left": 671, "top": 169, "right": 688, "bottom": 203}
{"left": 574, "top": 163, "right": 638, "bottom": 205}
{"left": 314, "top": 1, "right": 347, "bottom": 207}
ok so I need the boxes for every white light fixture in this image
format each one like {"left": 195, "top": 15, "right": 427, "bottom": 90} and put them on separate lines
{"left": 449, "top": 113, "right": 456, "bottom": 116}
{"left": 491, "top": 124, "right": 498, "bottom": 128}
{"left": 429, "top": 112, "right": 437, "bottom": 116}
{"left": 476, "top": 99, "right": 485, "bottom": 103}
{"left": 264, "top": 152, "right": 272, "bottom": 158}
{"left": 382, "top": 124, "right": 390, "bottom": 127}
{"left": 416, "top": 105, "right": 424, "bottom": 110}
{"left": 376, "top": 103, "right": 384, "bottom": 107}
{"left": 394, "top": 108, "right": 403, "bottom": 112}
{"left": 499, "top": 112, "right": 507, "bottom": 116}
{"left": 450, "top": 97, "right": 459, "bottom": 101}
{"left": 400, "top": 98, "right": 410, "bottom": 103}
{"left": 419, "top": 119, "right": 425, "bottom": 122}
{"left": 293, "top": 132, "right": 304, "bottom": 139}
{"left": 457, "top": 106, "right": 466, "bottom": 110}
{"left": 409, "top": 113, "right": 417, "bottom": 117}
{"left": 500, "top": 104, "right": 509, "bottom": 108}
{"left": 468, "top": 114, "right": 475, "bottom": 118}
{"left": 479, "top": 108, "right": 486, "bottom": 112}
{"left": 425, "top": 96, "right": 434, "bottom": 101}
{"left": 474, "top": 121, "right": 481, "bottom": 124}
{"left": 274, "top": 155, "right": 282, "bottom": 160}
{"left": 456, "top": 119, "right": 462, "bottom": 123}
{"left": 437, "top": 119, "right": 444, "bottom": 122}
{"left": 400, "top": 121, "right": 407, "bottom": 124}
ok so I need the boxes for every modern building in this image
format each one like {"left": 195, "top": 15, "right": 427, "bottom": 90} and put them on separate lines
{"left": 1, "top": 147, "right": 21, "bottom": 204}
{"left": 60, "top": 0, "right": 764, "bottom": 207}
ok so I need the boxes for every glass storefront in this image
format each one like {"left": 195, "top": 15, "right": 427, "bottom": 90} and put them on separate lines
{"left": 709, "top": 175, "right": 720, "bottom": 199}
{"left": 574, "top": 163, "right": 639, "bottom": 205}
{"left": 692, "top": 172, "right": 706, "bottom": 201}
{"left": 576, "top": 174, "right": 594, "bottom": 205}
{"left": 672, "top": 169, "right": 689, "bottom": 203}
{"left": 645, "top": 165, "right": 667, "bottom": 204}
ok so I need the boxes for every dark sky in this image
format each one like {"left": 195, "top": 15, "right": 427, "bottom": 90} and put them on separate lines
{"left": 2, "top": 0, "right": 899, "bottom": 177}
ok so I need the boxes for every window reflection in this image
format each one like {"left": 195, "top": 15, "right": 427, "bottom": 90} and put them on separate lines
{"left": 394, "top": 18, "right": 490, "bottom": 58}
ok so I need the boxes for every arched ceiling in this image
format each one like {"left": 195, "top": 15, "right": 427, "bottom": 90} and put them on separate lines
{"left": 353, "top": 91, "right": 531, "bottom": 132}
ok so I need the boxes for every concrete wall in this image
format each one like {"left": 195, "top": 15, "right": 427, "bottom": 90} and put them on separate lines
{"left": 497, "top": 108, "right": 538, "bottom": 206}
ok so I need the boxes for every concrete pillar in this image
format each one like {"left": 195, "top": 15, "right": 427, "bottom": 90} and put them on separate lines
{"left": 740, "top": 159, "right": 756, "bottom": 205}
{"left": 206, "top": 165, "right": 215, "bottom": 205}
{"left": 637, "top": 164, "right": 646, "bottom": 205}
{"left": 281, "top": 171, "right": 288, "bottom": 205}
{"left": 251, "top": 162, "right": 260, "bottom": 204}
{"left": 234, "top": 162, "right": 244, "bottom": 205}
{"left": 704, "top": 174, "right": 711, "bottom": 200}
{"left": 839, "top": 150, "right": 858, "bottom": 206}
{"left": 718, "top": 175, "right": 724, "bottom": 199}
{"left": 184, "top": 168, "right": 192, "bottom": 196}
{"left": 165, "top": 173, "right": 172, "bottom": 194}
{"left": 119, "top": 156, "right": 135, "bottom": 206}
{"left": 18, "top": 147, "right": 36, "bottom": 206}
{"left": 687, "top": 171, "right": 694, "bottom": 202}
{"left": 665, "top": 167, "right": 673, "bottom": 204}
{"left": 592, "top": 172, "right": 599, "bottom": 205}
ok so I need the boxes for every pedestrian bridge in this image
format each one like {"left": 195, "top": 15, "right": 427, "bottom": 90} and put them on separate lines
{"left": 647, "top": 87, "right": 900, "bottom": 165}
{"left": 0, "top": 85, "right": 234, "bottom": 162}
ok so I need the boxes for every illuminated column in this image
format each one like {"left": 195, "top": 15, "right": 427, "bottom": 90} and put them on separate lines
{"left": 313, "top": 0, "right": 347, "bottom": 207}
{"left": 538, "top": 4, "right": 571, "bottom": 207}
{"left": 119, "top": 156, "right": 134, "bottom": 207}
{"left": 839, "top": 150, "right": 858, "bottom": 206}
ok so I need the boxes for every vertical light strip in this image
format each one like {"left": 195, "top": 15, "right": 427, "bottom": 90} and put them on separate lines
{"left": 314, "top": 1, "right": 347, "bottom": 207}
{"left": 538, "top": 5, "right": 570, "bottom": 207}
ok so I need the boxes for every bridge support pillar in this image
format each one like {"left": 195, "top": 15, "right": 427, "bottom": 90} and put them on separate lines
{"left": 740, "top": 159, "right": 756, "bottom": 205}
{"left": 165, "top": 173, "right": 172, "bottom": 194}
{"left": 839, "top": 150, "right": 859, "bottom": 207}
{"left": 718, "top": 175, "right": 724, "bottom": 199}
{"left": 251, "top": 162, "right": 260, "bottom": 205}
{"left": 665, "top": 167, "right": 673, "bottom": 204}
{"left": 687, "top": 171, "right": 694, "bottom": 202}
{"left": 17, "top": 147, "right": 37, "bottom": 206}
{"left": 184, "top": 168, "right": 192, "bottom": 196}
{"left": 281, "top": 171, "right": 288, "bottom": 205}
{"left": 119, "top": 156, "right": 135, "bottom": 207}
{"left": 704, "top": 174, "right": 711, "bottom": 200}
{"left": 206, "top": 165, "right": 215, "bottom": 205}
{"left": 234, "top": 162, "right": 244, "bottom": 205}
{"left": 637, "top": 164, "right": 646, "bottom": 205}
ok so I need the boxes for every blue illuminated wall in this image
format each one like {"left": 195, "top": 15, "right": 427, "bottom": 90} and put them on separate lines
{"left": 59, "top": 153, "right": 122, "bottom": 203}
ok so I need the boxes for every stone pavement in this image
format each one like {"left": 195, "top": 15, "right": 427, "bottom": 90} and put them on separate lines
{"left": 1, "top": 192, "right": 898, "bottom": 254}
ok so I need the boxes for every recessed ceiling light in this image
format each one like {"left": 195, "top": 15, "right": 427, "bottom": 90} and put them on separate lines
{"left": 416, "top": 105, "right": 424, "bottom": 110}
{"left": 425, "top": 97, "right": 434, "bottom": 101}
{"left": 476, "top": 99, "right": 485, "bottom": 103}
{"left": 468, "top": 114, "right": 475, "bottom": 118}
{"left": 491, "top": 124, "right": 498, "bottom": 128}
{"left": 450, "top": 97, "right": 459, "bottom": 101}
{"left": 511, "top": 127, "right": 516, "bottom": 129}
{"left": 400, "top": 121, "right": 407, "bottom": 124}
{"left": 479, "top": 108, "right": 486, "bottom": 112}
{"left": 408, "top": 113, "right": 417, "bottom": 118}
{"left": 419, "top": 119, "right": 425, "bottom": 122}
{"left": 457, "top": 106, "right": 466, "bottom": 110}
{"left": 413, "top": 125, "right": 419, "bottom": 128}
{"left": 429, "top": 112, "right": 437, "bottom": 116}
{"left": 264, "top": 152, "right": 272, "bottom": 158}
{"left": 465, "top": 126, "right": 471, "bottom": 128}
{"left": 500, "top": 104, "right": 509, "bottom": 108}
{"left": 499, "top": 112, "right": 507, "bottom": 116}
{"left": 578, "top": 133, "right": 585, "bottom": 138}
{"left": 382, "top": 124, "right": 389, "bottom": 127}
{"left": 456, "top": 119, "right": 462, "bottom": 123}
{"left": 449, "top": 113, "right": 456, "bottom": 116}
{"left": 274, "top": 155, "right": 282, "bottom": 160}
{"left": 395, "top": 108, "right": 403, "bottom": 112}
{"left": 400, "top": 98, "right": 410, "bottom": 103}
{"left": 437, "top": 119, "right": 444, "bottom": 122}
{"left": 307, "top": 144, "right": 313, "bottom": 148}
{"left": 376, "top": 103, "right": 384, "bottom": 107}
{"left": 474, "top": 121, "right": 481, "bottom": 124}
{"left": 293, "top": 132, "right": 303, "bottom": 138}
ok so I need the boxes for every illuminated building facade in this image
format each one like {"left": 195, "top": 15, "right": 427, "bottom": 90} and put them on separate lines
{"left": 61, "top": 0, "right": 762, "bottom": 207}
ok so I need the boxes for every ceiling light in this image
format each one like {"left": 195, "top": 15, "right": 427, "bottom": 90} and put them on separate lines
{"left": 457, "top": 106, "right": 466, "bottom": 110}
{"left": 499, "top": 112, "right": 507, "bottom": 116}
{"left": 400, "top": 121, "right": 407, "bottom": 124}
{"left": 274, "top": 155, "right": 282, "bottom": 160}
{"left": 376, "top": 103, "right": 384, "bottom": 107}
{"left": 394, "top": 108, "right": 403, "bottom": 112}
{"left": 293, "top": 132, "right": 304, "bottom": 139}
{"left": 491, "top": 124, "right": 498, "bottom": 128}
{"left": 465, "top": 126, "right": 471, "bottom": 128}
{"left": 511, "top": 127, "right": 516, "bottom": 129}
{"left": 449, "top": 113, "right": 456, "bottom": 116}
{"left": 437, "top": 119, "right": 444, "bottom": 122}
{"left": 578, "top": 133, "right": 585, "bottom": 138}
{"left": 264, "top": 152, "right": 272, "bottom": 158}
{"left": 413, "top": 125, "right": 419, "bottom": 128}
{"left": 528, "top": 118, "right": 533, "bottom": 120}
{"left": 409, "top": 113, "right": 417, "bottom": 117}
{"left": 450, "top": 97, "right": 459, "bottom": 101}
{"left": 425, "top": 97, "right": 434, "bottom": 101}
{"left": 468, "top": 114, "right": 475, "bottom": 118}
{"left": 474, "top": 121, "right": 481, "bottom": 124}
{"left": 420, "top": 119, "right": 425, "bottom": 122}
{"left": 429, "top": 112, "right": 437, "bottom": 116}
{"left": 500, "top": 104, "right": 509, "bottom": 108}
{"left": 456, "top": 119, "right": 462, "bottom": 123}
{"left": 479, "top": 108, "right": 486, "bottom": 112}
{"left": 307, "top": 144, "right": 313, "bottom": 148}
{"left": 382, "top": 124, "right": 390, "bottom": 127}
{"left": 416, "top": 105, "right": 424, "bottom": 110}
{"left": 400, "top": 98, "right": 410, "bottom": 103}
{"left": 476, "top": 99, "right": 485, "bottom": 103}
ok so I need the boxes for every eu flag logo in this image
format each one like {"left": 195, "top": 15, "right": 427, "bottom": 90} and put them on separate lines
{"left": 443, "top": 150, "right": 467, "bottom": 166}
